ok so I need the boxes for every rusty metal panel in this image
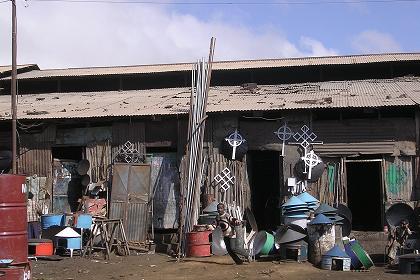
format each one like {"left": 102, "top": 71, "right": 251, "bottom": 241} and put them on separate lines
{"left": 18, "top": 125, "right": 55, "bottom": 177}
{"left": 3, "top": 78, "right": 420, "bottom": 120}
{"left": 384, "top": 156, "right": 415, "bottom": 202}
{"left": 110, "top": 163, "right": 151, "bottom": 243}
{"left": 5, "top": 53, "right": 420, "bottom": 81}
{"left": 112, "top": 121, "right": 145, "bottom": 158}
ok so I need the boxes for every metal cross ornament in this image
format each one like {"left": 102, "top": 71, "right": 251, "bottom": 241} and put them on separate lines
{"left": 214, "top": 167, "right": 235, "bottom": 192}
{"left": 115, "top": 141, "right": 143, "bottom": 163}
{"left": 292, "top": 125, "right": 323, "bottom": 154}
{"left": 225, "top": 129, "right": 245, "bottom": 160}
{"left": 274, "top": 122, "right": 293, "bottom": 156}
{"left": 301, "top": 150, "right": 321, "bottom": 180}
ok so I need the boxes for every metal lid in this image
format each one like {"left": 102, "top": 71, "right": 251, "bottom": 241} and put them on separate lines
{"left": 282, "top": 196, "right": 306, "bottom": 208}
{"left": 297, "top": 192, "right": 319, "bottom": 203}
{"left": 203, "top": 201, "right": 218, "bottom": 213}
{"left": 308, "top": 213, "right": 333, "bottom": 225}
{"left": 314, "top": 203, "right": 337, "bottom": 215}
{"left": 324, "top": 245, "right": 350, "bottom": 258}
{"left": 275, "top": 228, "right": 306, "bottom": 245}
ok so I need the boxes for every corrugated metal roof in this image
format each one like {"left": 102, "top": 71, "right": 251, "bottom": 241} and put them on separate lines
{"left": 0, "top": 77, "right": 419, "bottom": 120}
{"left": 4, "top": 53, "right": 420, "bottom": 80}
{"left": 0, "top": 64, "right": 39, "bottom": 75}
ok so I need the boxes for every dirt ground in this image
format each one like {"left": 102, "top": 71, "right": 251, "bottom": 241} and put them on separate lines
{"left": 31, "top": 253, "right": 419, "bottom": 280}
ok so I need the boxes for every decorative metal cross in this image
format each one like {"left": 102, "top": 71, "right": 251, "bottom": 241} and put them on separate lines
{"left": 274, "top": 122, "right": 293, "bottom": 156}
{"left": 214, "top": 167, "right": 235, "bottom": 192}
{"left": 225, "top": 129, "right": 245, "bottom": 160}
{"left": 115, "top": 141, "right": 143, "bottom": 163}
{"left": 292, "top": 125, "right": 323, "bottom": 154}
{"left": 301, "top": 150, "right": 322, "bottom": 180}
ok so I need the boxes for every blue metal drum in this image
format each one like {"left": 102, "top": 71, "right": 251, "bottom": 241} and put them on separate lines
{"left": 75, "top": 214, "right": 92, "bottom": 229}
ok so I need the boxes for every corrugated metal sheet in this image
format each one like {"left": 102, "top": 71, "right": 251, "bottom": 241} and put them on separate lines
{"left": 383, "top": 156, "right": 415, "bottom": 201}
{"left": 1, "top": 77, "right": 420, "bottom": 120}
{"left": 112, "top": 122, "right": 145, "bottom": 162}
{"left": 4, "top": 53, "right": 420, "bottom": 80}
{"left": 18, "top": 125, "right": 55, "bottom": 177}
{"left": 110, "top": 163, "right": 151, "bottom": 243}
{"left": 314, "top": 141, "right": 396, "bottom": 156}
{"left": 0, "top": 64, "right": 39, "bottom": 76}
{"left": 312, "top": 119, "right": 416, "bottom": 156}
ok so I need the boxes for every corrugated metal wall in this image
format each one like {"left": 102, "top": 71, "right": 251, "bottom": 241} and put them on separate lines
{"left": 112, "top": 121, "right": 146, "bottom": 161}
{"left": 313, "top": 119, "right": 416, "bottom": 156}
{"left": 383, "top": 156, "right": 415, "bottom": 201}
{"left": 86, "top": 140, "right": 112, "bottom": 183}
{"left": 18, "top": 124, "right": 55, "bottom": 177}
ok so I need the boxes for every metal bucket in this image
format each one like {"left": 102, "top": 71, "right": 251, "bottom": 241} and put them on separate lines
{"left": 0, "top": 175, "right": 28, "bottom": 265}
{"left": 75, "top": 214, "right": 92, "bottom": 229}
{"left": 253, "top": 231, "right": 275, "bottom": 255}
{"left": 41, "top": 214, "right": 64, "bottom": 230}
{"left": 186, "top": 231, "right": 211, "bottom": 257}
{"left": 307, "top": 223, "right": 335, "bottom": 266}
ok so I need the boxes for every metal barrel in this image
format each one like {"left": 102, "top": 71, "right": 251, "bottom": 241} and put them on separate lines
{"left": 41, "top": 214, "right": 64, "bottom": 230}
{"left": 186, "top": 230, "right": 211, "bottom": 257}
{"left": 75, "top": 213, "right": 93, "bottom": 229}
{"left": 0, "top": 263, "right": 31, "bottom": 280}
{"left": 0, "top": 175, "right": 28, "bottom": 265}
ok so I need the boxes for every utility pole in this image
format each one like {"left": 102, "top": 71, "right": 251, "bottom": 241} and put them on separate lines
{"left": 11, "top": 0, "right": 17, "bottom": 174}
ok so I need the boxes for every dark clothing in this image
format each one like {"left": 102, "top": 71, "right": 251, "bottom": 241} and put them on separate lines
{"left": 224, "top": 237, "right": 243, "bottom": 265}
{"left": 28, "top": 221, "right": 40, "bottom": 239}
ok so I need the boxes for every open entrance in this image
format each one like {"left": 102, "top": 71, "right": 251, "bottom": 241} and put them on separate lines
{"left": 51, "top": 146, "right": 84, "bottom": 213}
{"left": 346, "top": 160, "right": 382, "bottom": 231}
{"left": 248, "top": 151, "right": 282, "bottom": 232}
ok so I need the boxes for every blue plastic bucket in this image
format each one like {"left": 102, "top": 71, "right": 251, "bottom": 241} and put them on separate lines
{"left": 75, "top": 214, "right": 93, "bottom": 229}
{"left": 41, "top": 214, "right": 64, "bottom": 230}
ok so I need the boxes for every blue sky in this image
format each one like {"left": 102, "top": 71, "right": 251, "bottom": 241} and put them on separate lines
{"left": 0, "top": 0, "right": 419, "bottom": 68}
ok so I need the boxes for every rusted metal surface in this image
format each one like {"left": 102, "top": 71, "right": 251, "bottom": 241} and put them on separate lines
{"left": 383, "top": 156, "right": 415, "bottom": 202}
{"left": 3, "top": 77, "right": 420, "bottom": 120}
{"left": 112, "top": 122, "right": 145, "bottom": 161}
{"left": 313, "top": 119, "right": 416, "bottom": 156}
{"left": 110, "top": 163, "right": 151, "bottom": 243}
{"left": 86, "top": 140, "right": 112, "bottom": 183}
{"left": 17, "top": 124, "right": 55, "bottom": 177}
{"left": 0, "top": 175, "right": 28, "bottom": 265}
{"left": 4, "top": 53, "right": 420, "bottom": 80}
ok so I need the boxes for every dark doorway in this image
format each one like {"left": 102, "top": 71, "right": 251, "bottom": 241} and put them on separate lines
{"left": 346, "top": 161, "right": 382, "bottom": 231}
{"left": 248, "top": 151, "right": 282, "bottom": 232}
{"left": 51, "top": 146, "right": 84, "bottom": 213}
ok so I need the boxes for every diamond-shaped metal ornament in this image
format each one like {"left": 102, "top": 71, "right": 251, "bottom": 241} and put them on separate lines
{"left": 214, "top": 167, "right": 235, "bottom": 192}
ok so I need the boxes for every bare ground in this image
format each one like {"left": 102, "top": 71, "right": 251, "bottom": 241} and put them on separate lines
{"left": 31, "top": 253, "right": 419, "bottom": 280}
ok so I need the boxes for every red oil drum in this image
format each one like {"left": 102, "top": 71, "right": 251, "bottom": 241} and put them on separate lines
{"left": 186, "top": 230, "right": 211, "bottom": 257}
{"left": 0, "top": 175, "right": 28, "bottom": 265}
{"left": 0, "top": 263, "right": 31, "bottom": 280}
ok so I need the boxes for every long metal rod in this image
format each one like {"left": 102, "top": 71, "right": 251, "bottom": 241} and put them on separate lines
{"left": 11, "top": 0, "right": 18, "bottom": 174}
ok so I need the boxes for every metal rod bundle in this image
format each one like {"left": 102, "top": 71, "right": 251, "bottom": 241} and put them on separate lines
{"left": 178, "top": 38, "right": 215, "bottom": 258}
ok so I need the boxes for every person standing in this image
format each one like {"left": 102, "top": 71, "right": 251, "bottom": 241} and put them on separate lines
{"left": 387, "top": 219, "right": 412, "bottom": 265}
{"left": 27, "top": 192, "right": 42, "bottom": 239}
{"left": 212, "top": 203, "right": 247, "bottom": 265}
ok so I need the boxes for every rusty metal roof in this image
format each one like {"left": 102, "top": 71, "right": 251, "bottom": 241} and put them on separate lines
{"left": 4, "top": 53, "right": 420, "bottom": 80}
{"left": 0, "top": 64, "right": 39, "bottom": 76}
{"left": 0, "top": 77, "right": 419, "bottom": 120}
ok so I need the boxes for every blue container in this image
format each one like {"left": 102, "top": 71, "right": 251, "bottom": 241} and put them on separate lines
{"left": 344, "top": 242, "right": 362, "bottom": 269}
{"left": 41, "top": 214, "right": 64, "bottom": 230}
{"left": 66, "top": 237, "right": 82, "bottom": 250}
{"left": 75, "top": 214, "right": 93, "bottom": 229}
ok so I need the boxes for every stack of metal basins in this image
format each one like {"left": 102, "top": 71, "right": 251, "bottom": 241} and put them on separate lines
{"left": 314, "top": 204, "right": 343, "bottom": 225}
{"left": 282, "top": 196, "right": 310, "bottom": 229}
{"left": 297, "top": 192, "right": 319, "bottom": 211}
{"left": 198, "top": 201, "right": 218, "bottom": 225}
{"left": 275, "top": 224, "right": 308, "bottom": 261}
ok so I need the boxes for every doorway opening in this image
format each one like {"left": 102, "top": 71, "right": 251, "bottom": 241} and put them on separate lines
{"left": 248, "top": 151, "right": 282, "bottom": 232}
{"left": 346, "top": 160, "right": 382, "bottom": 231}
{"left": 51, "top": 146, "right": 84, "bottom": 213}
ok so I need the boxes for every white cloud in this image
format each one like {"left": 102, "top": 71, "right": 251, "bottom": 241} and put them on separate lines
{"left": 351, "top": 30, "right": 401, "bottom": 54}
{"left": 0, "top": 2, "right": 337, "bottom": 69}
